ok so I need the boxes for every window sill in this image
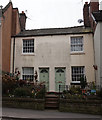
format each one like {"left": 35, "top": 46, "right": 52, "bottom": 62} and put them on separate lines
{"left": 71, "top": 81, "right": 80, "bottom": 85}
{"left": 21, "top": 53, "right": 35, "bottom": 56}
{"left": 71, "top": 81, "right": 80, "bottom": 83}
{"left": 70, "top": 52, "right": 85, "bottom": 55}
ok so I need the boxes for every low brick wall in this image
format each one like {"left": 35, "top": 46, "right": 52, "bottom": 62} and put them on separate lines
{"left": 59, "top": 99, "right": 102, "bottom": 115}
{"left": 2, "top": 97, "right": 45, "bottom": 110}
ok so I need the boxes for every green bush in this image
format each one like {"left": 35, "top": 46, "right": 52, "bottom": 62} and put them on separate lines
{"left": 2, "top": 79, "right": 18, "bottom": 95}
{"left": 68, "top": 86, "right": 81, "bottom": 95}
{"left": 97, "top": 88, "right": 102, "bottom": 98}
{"left": 14, "top": 87, "right": 32, "bottom": 97}
{"left": 2, "top": 97, "right": 45, "bottom": 110}
{"left": 36, "top": 87, "right": 46, "bottom": 99}
{"left": 80, "top": 76, "right": 87, "bottom": 89}
{"left": 2, "top": 72, "right": 20, "bottom": 96}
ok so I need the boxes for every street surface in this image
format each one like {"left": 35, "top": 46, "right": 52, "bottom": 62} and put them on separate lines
{"left": 1, "top": 107, "right": 102, "bottom": 120}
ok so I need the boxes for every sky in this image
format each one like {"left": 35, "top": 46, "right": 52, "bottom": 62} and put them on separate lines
{"left": 1, "top": 0, "right": 102, "bottom": 29}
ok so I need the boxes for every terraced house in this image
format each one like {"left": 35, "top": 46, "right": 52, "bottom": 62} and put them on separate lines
{"left": 1, "top": 0, "right": 101, "bottom": 92}
{"left": 10, "top": 25, "right": 96, "bottom": 92}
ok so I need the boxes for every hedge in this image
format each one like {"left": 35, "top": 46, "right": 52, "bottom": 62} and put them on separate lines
{"left": 59, "top": 99, "right": 102, "bottom": 115}
{"left": 2, "top": 97, "right": 45, "bottom": 110}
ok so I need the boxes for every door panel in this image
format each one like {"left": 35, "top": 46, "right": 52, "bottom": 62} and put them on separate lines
{"left": 55, "top": 68, "right": 66, "bottom": 92}
{"left": 39, "top": 68, "right": 49, "bottom": 91}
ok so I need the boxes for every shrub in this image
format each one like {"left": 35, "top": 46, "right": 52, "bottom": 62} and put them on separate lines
{"left": 2, "top": 75, "right": 18, "bottom": 95}
{"left": 14, "top": 87, "right": 32, "bottom": 97}
{"left": 80, "top": 76, "right": 87, "bottom": 89}
{"left": 97, "top": 88, "right": 102, "bottom": 98}
{"left": 36, "top": 87, "right": 46, "bottom": 99}
{"left": 68, "top": 86, "right": 81, "bottom": 95}
{"left": 2, "top": 71, "right": 20, "bottom": 96}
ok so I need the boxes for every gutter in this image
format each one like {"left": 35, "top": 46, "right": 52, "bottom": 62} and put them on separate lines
{"left": 11, "top": 32, "right": 93, "bottom": 38}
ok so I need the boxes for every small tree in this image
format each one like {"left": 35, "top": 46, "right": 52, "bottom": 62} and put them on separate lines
{"left": 80, "top": 76, "right": 87, "bottom": 89}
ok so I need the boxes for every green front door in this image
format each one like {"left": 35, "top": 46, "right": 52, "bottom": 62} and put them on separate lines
{"left": 55, "top": 68, "right": 66, "bottom": 92}
{"left": 39, "top": 68, "right": 49, "bottom": 91}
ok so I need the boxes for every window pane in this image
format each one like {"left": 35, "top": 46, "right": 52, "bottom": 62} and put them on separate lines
{"left": 72, "top": 66, "right": 85, "bottom": 82}
{"left": 23, "top": 39, "right": 34, "bottom": 53}
{"left": 71, "top": 37, "right": 83, "bottom": 52}
{"left": 22, "top": 67, "right": 34, "bottom": 81}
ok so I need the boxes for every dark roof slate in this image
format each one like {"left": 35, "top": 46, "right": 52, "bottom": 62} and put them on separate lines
{"left": 93, "top": 10, "right": 102, "bottom": 22}
{"left": 14, "top": 26, "right": 93, "bottom": 37}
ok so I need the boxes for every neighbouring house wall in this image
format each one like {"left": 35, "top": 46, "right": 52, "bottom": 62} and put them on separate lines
{"left": 100, "top": 22, "right": 102, "bottom": 86}
{"left": 2, "top": 4, "right": 21, "bottom": 73}
{"left": 2, "top": 4, "right": 13, "bottom": 72}
{"left": 11, "top": 33, "right": 95, "bottom": 91}
{"left": 15, "top": 10, "right": 21, "bottom": 35}
{"left": 94, "top": 22, "right": 101, "bottom": 86}
{"left": 12, "top": 9, "right": 21, "bottom": 36}
{"left": 0, "top": 25, "right": 1, "bottom": 70}
{"left": 0, "top": 28, "right": 1, "bottom": 70}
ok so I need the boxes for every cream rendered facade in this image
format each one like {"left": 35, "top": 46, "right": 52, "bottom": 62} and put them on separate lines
{"left": 10, "top": 30, "right": 95, "bottom": 92}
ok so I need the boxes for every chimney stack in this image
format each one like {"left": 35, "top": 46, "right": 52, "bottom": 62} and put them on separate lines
{"left": 90, "top": 0, "right": 99, "bottom": 13}
{"left": 83, "top": 2, "right": 90, "bottom": 27}
{"left": 19, "top": 11, "right": 27, "bottom": 31}
{"left": 83, "top": 0, "right": 99, "bottom": 28}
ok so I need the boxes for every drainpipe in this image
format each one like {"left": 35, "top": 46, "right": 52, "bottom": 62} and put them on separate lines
{"left": 12, "top": 37, "right": 15, "bottom": 74}
{"left": 93, "top": 33, "right": 97, "bottom": 88}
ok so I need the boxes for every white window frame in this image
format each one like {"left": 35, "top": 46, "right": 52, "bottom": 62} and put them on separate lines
{"left": 22, "top": 39, "right": 34, "bottom": 54}
{"left": 22, "top": 67, "right": 34, "bottom": 81}
{"left": 71, "top": 66, "right": 85, "bottom": 84}
{"left": 70, "top": 36, "right": 83, "bottom": 52}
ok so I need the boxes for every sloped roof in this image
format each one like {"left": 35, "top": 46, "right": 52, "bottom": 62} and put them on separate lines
{"left": 2, "top": 2, "right": 12, "bottom": 14}
{"left": 93, "top": 10, "right": 102, "bottom": 22}
{"left": 14, "top": 26, "right": 93, "bottom": 37}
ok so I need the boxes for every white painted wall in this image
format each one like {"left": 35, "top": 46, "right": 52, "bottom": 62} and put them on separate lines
{"left": 100, "top": 1, "right": 102, "bottom": 10}
{"left": 70, "top": 34, "right": 95, "bottom": 83}
{"left": 94, "top": 22, "right": 102, "bottom": 87}
{"left": 100, "top": 22, "right": 102, "bottom": 86}
{"left": 11, "top": 33, "right": 95, "bottom": 91}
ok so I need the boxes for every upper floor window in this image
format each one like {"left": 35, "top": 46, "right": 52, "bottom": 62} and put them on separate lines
{"left": 23, "top": 39, "right": 34, "bottom": 53}
{"left": 70, "top": 36, "right": 83, "bottom": 52}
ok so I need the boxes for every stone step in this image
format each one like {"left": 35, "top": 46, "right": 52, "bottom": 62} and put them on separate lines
{"left": 45, "top": 94, "right": 58, "bottom": 98}
{"left": 45, "top": 98, "right": 59, "bottom": 101}
{"left": 45, "top": 92, "right": 59, "bottom": 109}
{"left": 45, "top": 101, "right": 58, "bottom": 104}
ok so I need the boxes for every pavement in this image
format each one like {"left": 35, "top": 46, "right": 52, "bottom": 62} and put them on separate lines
{"left": 1, "top": 107, "right": 102, "bottom": 120}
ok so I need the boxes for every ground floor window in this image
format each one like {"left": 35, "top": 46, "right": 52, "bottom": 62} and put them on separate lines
{"left": 22, "top": 67, "right": 34, "bottom": 81}
{"left": 71, "top": 66, "right": 85, "bottom": 84}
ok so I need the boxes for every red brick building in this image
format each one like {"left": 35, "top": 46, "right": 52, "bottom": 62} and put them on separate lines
{"left": 1, "top": 1, "right": 26, "bottom": 73}
{"left": 83, "top": 0, "right": 99, "bottom": 32}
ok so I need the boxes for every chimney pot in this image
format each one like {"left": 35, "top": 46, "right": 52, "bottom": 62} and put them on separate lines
{"left": 85, "top": 2, "right": 88, "bottom": 4}
{"left": 22, "top": 11, "right": 24, "bottom": 14}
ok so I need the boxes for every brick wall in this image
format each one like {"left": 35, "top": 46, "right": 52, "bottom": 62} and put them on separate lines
{"left": 2, "top": 2, "right": 21, "bottom": 73}
{"left": 2, "top": 4, "right": 13, "bottom": 72}
{"left": 83, "top": 1, "right": 99, "bottom": 32}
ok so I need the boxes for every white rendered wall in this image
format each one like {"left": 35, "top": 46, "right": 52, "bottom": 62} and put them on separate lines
{"left": 94, "top": 23, "right": 101, "bottom": 86}
{"left": 11, "top": 33, "right": 95, "bottom": 91}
